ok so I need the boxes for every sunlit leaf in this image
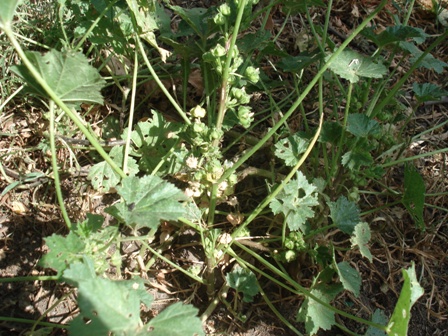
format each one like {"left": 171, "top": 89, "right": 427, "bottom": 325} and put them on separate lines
{"left": 386, "top": 262, "right": 424, "bottom": 335}
{"left": 274, "top": 133, "right": 309, "bottom": 167}
{"left": 270, "top": 171, "right": 319, "bottom": 232}
{"left": 66, "top": 261, "right": 152, "bottom": 336}
{"left": 0, "top": 0, "right": 20, "bottom": 27}
{"left": 88, "top": 145, "right": 139, "bottom": 192}
{"left": 106, "top": 175, "right": 187, "bottom": 231}
{"left": 147, "top": 302, "right": 205, "bottom": 336}
{"left": 39, "top": 232, "right": 85, "bottom": 274}
{"left": 325, "top": 49, "right": 387, "bottom": 83}
{"left": 11, "top": 49, "right": 106, "bottom": 105}
{"left": 350, "top": 222, "right": 372, "bottom": 262}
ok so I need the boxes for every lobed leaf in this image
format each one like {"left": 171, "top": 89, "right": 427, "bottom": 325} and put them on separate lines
{"left": 269, "top": 171, "right": 319, "bottom": 232}
{"left": 399, "top": 42, "right": 448, "bottom": 74}
{"left": 365, "top": 309, "right": 387, "bottom": 336}
{"left": 11, "top": 49, "right": 106, "bottom": 105}
{"left": 328, "top": 196, "right": 360, "bottom": 234}
{"left": 274, "top": 133, "right": 309, "bottom": 167}
{"left": 412, "top": 82, "right": 448, "bottom": 103}
{"left": 39, "top": 232, "right": 85, "bottom": 274}
{"left": 362, "top": 25, "right": 428, "bottom": 47}
{"left": 325, "top": 49, "right": 387, "bottom": 83}
{"left": 297, "top": 283, "right": 343, "bottom": 334}
{"left": 226, "top": 266, "right": 259, "bottom": 303}
{"left": 147, "top": 302, "right": 205, "bottom": 336}
{"left": 347, "top": 114, "right": 381, "bottom": 138}
{"left": 106, "top": 175, "right": 187, "bottom": 231}
{"left": 88, "top": 145, "right": 139, "bottom": 192}
{"left": 66, "top": 261, "right": 153, "bottom": 336}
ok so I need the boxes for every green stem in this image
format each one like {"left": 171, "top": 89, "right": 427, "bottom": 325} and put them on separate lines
{"left": 233, "top": 243, "right": 387, "bottom": 331}
{"left": 257, "top": 281, "right": 304, "bottom": 336}
{"left": 331, "top": 82, "right": 353, "bottom": 178}
{"left": 217, "top": 0, "right": 388, "bottom": 185}
{"left": 49, "top": 101, "right": 72, "bottom": 229}
{"left": 123, "top": 49, "right": 139, "bottom": 174}
{"left": 226, "top": 109, "right": 323, "bottom": 245}
{"left": 381, "top": 147, "right": 448, "bottom": 168}
{"left": 371, "top": 29, "right": 448, "bottom": 118}
{"left": 0, "top": 275, "right": 60, "bottom": 283}
{"left": 0, "top": 316, "right": 65, "bottom": 329}
{"left": 2, "top": 27, "right": 126, "bottom": 179}
{"left": 135, "top": 34, "right": 190, "bottom": 125}
{"left": 215, "top": 0, "right": 248, "bottom": 134}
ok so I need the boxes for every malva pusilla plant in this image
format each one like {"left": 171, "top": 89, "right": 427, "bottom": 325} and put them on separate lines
{"left": 1, "top": 0, "right": 447, "bottom": 334}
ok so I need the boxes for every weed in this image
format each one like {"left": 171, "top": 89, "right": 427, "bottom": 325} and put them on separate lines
{"left": 1, "top": 0, "right": 447, "bottom": 335}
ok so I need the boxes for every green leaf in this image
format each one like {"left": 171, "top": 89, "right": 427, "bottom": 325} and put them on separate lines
{"left": 105, "top": 175, "right": 187, "bottom": 231}
{"left": 147, "top": 302, "right": 204, "bottom": 336}
{"left": 167, "top": 6, "right": 211, "bottom": 38}
{"left": 328, "top": 196, "right": 360, "bottom": 234}
{"left": 277, "top": 53, "right": 320, "bottom": 72}
{"left": 274, "top": 133, "right": 309, "bottom": 167}
{"left": 412, "top": 82, "right": 448, "bottom": 103}
{"left": 319, "top": 121, "right": 343, "bottom": 145}
{"left": 88, "top": 145, "right": 139, "bottom": 192}
{"left": 362, "top": 25, "right": 428, "bottom": 47}
{"left": 39, "top": 232, "right": 85, "bottom": 274}
{"left": 347, "top": 114, "right": 381, "bottom": 138}
{"left": 402, "top": 164, "right": 425, "bottom": 231}
{"left": 386, "top": 262, "right": 424, "bottom": 335}
{"left": 325, "top": 49, "right": 387, "bottom": 83}
{"left": 62, "top": 257, "right": 97, "bottom": 285}
{"left": 342, "top": 149, "right": 373, "bottom": 171}
{"left": 297, "top": 283, "right": 342, "bottom": 334}
{"left": 350, "top": 222, "right": 372, "bottom": 262}
{"left": 336, "top": 261, "right": 361, "bottom": 297}
{"left": 66, "top": 261, "right": 152, "bottom": 336}
{"left": 226, "top": 266, "right": 259, "bottom": 303}
{"left": 0, "top": 0, "right": 20, "bottom": 26}
{"left": 365, "top": 309, "right": 387, "bottom": 336}
{"left": 126, "top": 0, "right": 171, "bottom": 61}
{"left": 11, "top": 49, "right": 106, "bottom": 105}
{"left": 127, "top": 113, "right": 185, "bottom": 175}
{"left": 399, "top": 42, "right": 448, "bottom": 74}
{"left": 269, "top": 171, "right": 319, "bottom": 232}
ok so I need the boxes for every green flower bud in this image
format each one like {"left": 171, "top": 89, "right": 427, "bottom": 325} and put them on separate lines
{"left": 214, "top": 12, "right": 226, "bottom": 25}
{"left": 238, "top": 106, "right": 254, "bottom": 128}
{"left": 211, "top": 44, "right": 227, "bottom": 57}
{"left": 193, "top": 122, "right": 206, "bottom": 134}
{"left": 190, "top": 105, "right": 206, "bottom": 119}
{"left": 245, "top": 66, "right": 260, "bottom": 83}
{"left": 231, "top": 87, "right": 250, "bottom": 104}
{"left": 219, "top": 3, "right": 231, "bottom": 16}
